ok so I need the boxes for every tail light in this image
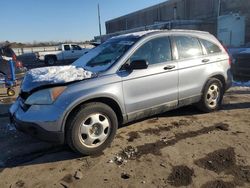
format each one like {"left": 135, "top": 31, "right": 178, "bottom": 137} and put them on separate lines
{"left": 221, "top": 44, "right": 231, "bottom": 66}
{"left": 228, "top": 56, "right": 232, "bottom": 66}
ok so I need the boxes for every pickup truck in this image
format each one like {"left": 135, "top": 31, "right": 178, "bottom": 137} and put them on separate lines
{"left": 35, "top": 44, "right": 90, "bottom": 65}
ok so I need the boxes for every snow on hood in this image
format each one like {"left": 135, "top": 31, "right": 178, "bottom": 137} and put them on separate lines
{"left": 240, "top": 48, "right": 250, "bottom": 54}
{"left": 28, "top": 65, "right": 93, "bottom": 83}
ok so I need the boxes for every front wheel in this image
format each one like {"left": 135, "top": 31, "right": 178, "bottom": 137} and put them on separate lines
{"left": 66, "top": 102, "right": 118, "bottom": 155}
{"left": 197, "top": 78, "right": 224, "bottom": 113}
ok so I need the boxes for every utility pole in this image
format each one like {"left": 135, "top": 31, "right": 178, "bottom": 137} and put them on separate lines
{"left": 98, "top": 4, "right": 102, "bottom": 42}
{"left": 217, "top": 0, "right": 221, "bottom": 38}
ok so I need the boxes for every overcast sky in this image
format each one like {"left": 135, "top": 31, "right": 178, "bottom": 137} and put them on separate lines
{"left": 0, "top": 0, "right": 166, "bottom": 43}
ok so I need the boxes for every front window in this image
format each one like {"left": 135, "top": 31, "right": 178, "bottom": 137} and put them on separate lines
{"left": 64, "top": 45, "right": 71, "bottom": 51}
{"left": 130, "top": 37, "right": 172, "bottom": 65}
{"left": 73, "top": 37, "right": 138, "bottom": 72}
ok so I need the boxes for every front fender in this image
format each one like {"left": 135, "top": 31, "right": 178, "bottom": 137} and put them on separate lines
{"left": 53, "top": 74, "right": 125, "bottom": 132}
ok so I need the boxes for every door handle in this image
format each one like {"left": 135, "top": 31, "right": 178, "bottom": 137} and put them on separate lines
{"left": 202, "top": 59, "right": 210, "bottom": 63}
{"left": 164, "top": 65, "right": 175, "bottom": 70}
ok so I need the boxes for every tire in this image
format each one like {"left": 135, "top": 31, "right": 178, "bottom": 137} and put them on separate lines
{"left": 197, "top": 78, "right": 224, "bottom": 113}
{"left": 45, "top": 56, "right": 56, "bottom": 66}
{"left": 66, "top": 102, "right": 118, "bottom": 155}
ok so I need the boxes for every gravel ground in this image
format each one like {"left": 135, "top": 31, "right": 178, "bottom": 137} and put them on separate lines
{"left": 0, "top": 86, "right": 249, "bottom": 188}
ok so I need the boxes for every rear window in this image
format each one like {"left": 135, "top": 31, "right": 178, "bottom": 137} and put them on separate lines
{"left": 174, "top": 36, "right": 203, "bottom": 59}
{"left": 200, "top": 39, "right": 221, "bottom": 54}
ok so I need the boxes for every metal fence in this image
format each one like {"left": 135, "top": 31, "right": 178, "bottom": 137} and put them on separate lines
{"left": 13, "top": 44, "right": 93, "bottom": 56}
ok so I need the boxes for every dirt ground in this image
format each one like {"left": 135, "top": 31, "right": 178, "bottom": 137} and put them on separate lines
{"left": 0, "top": 85, "right": 250, "bottom": 188}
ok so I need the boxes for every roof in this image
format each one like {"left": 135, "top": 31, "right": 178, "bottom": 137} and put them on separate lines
{"left": 110, "top": 29, "right": 210, "bottom": 40}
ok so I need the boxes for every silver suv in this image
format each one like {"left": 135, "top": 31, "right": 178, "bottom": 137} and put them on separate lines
{"left": 10, "top": 30, "right": 232, "bottom": 155}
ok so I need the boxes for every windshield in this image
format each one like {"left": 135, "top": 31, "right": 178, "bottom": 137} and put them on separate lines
{"left": 73, "top": 37, "right": 138, "bottom": 72}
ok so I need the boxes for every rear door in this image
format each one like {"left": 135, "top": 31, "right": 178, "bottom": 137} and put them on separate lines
{"left": 173, "top": 35, "right": 207, "bottom": 104}
{"left": 121, "top": 36, "right": 178, "bottom": 120}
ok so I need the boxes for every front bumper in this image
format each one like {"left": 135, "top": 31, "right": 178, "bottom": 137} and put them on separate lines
{"left": 9, "top": 98, "right": 65, "bottom": 144}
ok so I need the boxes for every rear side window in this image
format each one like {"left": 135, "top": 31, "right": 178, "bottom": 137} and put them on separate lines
{"left": 72, "top": 45, "right": 82, "bottom": 50}
{"left": 174, "top": 36, "right": 203, "bottom": 59}
{"left": 200, "top": 39, "right": 222, "bottom": 54}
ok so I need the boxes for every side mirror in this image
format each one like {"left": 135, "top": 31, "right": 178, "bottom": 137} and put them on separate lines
{"left": 127, "top": 59, "right": 149, "bottom": 70}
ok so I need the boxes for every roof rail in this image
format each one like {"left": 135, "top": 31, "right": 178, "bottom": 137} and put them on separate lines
{"left": 170, "top": 29, "right": 209, "bottom": 34}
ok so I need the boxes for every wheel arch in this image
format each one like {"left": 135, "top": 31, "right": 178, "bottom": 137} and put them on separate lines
{"left": 45, "top": 55, "right": 57, "bottom": 62}
{"left": 202, "top": 74, "right": 226, "bottom": 94}
{"left": 63, "top": 97, "right": 124, "bottom": 132}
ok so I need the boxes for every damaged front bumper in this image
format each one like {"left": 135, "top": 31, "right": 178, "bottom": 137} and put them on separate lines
{"left": 9, "top": 98, "right": 65, "bottom": 144}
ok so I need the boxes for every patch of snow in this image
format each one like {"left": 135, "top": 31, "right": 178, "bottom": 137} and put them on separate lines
{"left": 240, "top": 49, "right": 250, "bottom": 54}
{"left": 28, "top": 65, "right": 93, "bottom": 83}
{"left": 233, "top": 80, "right": 250, "bottom": 87}
{"left": 6, "top": 123, "right": 16, "bottom": 132}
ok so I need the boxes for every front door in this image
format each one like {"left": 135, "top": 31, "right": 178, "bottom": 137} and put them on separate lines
{"left": 121, "top": 36, "right": 179, "bottom": 121}
{"left": 71, "top": 45, "right": 84, "bottom": 60}
{"left": 62, "top": 44, "right": 74, "bottom": 60}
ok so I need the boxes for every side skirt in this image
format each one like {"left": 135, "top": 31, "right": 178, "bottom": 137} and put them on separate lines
{"left": 124, "top": 95, "right": 201, "bottom": 124}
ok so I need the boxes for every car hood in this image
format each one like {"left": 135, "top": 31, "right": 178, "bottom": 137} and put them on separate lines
{"left": 21, "top": 65, "right": 94, "bottom": 92}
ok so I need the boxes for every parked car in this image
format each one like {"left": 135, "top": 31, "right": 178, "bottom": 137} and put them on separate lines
{"left": 10, "top": 30, "right": 232, "bottom": 155}
{"left": 0, "top": 45, "right": 26, "bottom": 81}
{"left": 231, "top": 50, "right": 250, "bottom": 79}
{"left": 35, "top": 44, "right": 90, "bottom": 65}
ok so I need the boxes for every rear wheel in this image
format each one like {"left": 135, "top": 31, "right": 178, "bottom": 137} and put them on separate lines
{"left": 197, "top": 78, "right": 224, "bottom": 112}
{"left": 66, "top": 102, "right": 118, "bottom": 155}
{"left": 45, "top": 56, "right": 56, "bottom": 65}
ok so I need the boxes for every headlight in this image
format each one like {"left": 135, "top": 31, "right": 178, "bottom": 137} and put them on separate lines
{"left": 25, "top": 86, "right": 66, "bottom": 105}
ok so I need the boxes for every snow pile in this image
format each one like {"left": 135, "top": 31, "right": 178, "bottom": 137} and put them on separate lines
{"left": 233, "top": 80, "right": 250, "bottom": 87}
{"left": 240, "top": 48, "right": 250, "bottom": 54}
{"left": 28, "top": 65, "right": 93, "bottom": 83}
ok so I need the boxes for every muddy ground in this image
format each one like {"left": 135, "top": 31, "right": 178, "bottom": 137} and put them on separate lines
{"left": 0, "top": 86, "right": 250, "bottom": 188}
